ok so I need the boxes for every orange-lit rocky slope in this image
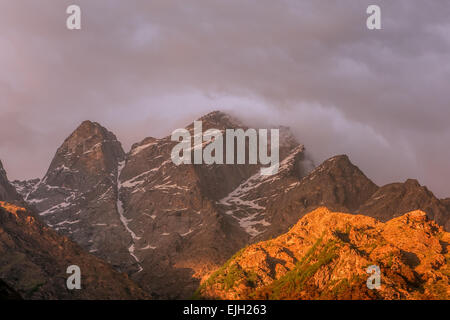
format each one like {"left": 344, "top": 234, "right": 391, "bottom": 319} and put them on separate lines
{"left": 0, "top": 201, "right": 149, "bottom": 299}
{"left": 196, "top": 207, "right": 450, "bottom": 300}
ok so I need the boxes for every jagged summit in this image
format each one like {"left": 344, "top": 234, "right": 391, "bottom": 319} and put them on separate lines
{"left": 65, "top": 120, "right": 121, "bottom": 149}
{"left": 71, "top": 120, "right": 116, "bottom": 135}
{"left": 404, "top": 178, "right": 421, "bottom": 187}
{"left": 198, "top": 110, "right": 236, "bottom": 121}
{"left": 194, "top": 112, "right": 299, "bottom": 146}
{"left": 75, "top": 119, "right": 102, "bottom": 130}
{"left": 316, "top": 154, "right": 356, "bottom": 168}
{"left": 39, "top": 120, "right": 125, "bottom": 189}
{"left": 301, "top": 154, "right": 379, "bottom": 209}
{"left": 62, "top": 120, "right": 125, "bottom": 152}
{"left": 59, "top": 120, "right": 122, "bottom": 158}
{"left": 186, "top": 110, "right": 245, "bottom": 132}
{"left": 307, "top": 154, "right": 374, "bottom": 181}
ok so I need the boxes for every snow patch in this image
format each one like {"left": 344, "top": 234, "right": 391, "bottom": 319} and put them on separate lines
{"left": 131, "top": 141, "right": 157, "bottom": 156}
{"left": 181, "top": 229, "right": 194, "bottom": 237}
{"left": 55, "top": 219, "right": 80, "bottom": 226}
{"left": 140, "top": 244, "right": 157, "bottom": 250}
{"left": 116, "top": 161, "right": 143, "bottom": 272}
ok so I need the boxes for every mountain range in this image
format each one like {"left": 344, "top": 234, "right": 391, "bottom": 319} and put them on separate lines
{"left": 1, "top": 111, "right": 449, "bottom": 299}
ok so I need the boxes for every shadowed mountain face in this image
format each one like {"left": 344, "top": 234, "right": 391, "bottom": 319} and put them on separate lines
{"left": 0, "top": 201, "right": 148, "bottom": 299}
{"left": 357, "top": 179, "right": 450, "bottom": 231}
{"left": 9, "top": 111, "right": 450, "bottom": 299}
{"left": 196, "top": 207, "right": 450, "bottom": 300}
{"left": 0, "top": 160, "right": 22, "bottom": 202}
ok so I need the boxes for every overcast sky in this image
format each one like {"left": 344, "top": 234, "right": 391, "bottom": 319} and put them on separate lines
{"left": 0, "top": 0, "right": 449, "bottom": 197}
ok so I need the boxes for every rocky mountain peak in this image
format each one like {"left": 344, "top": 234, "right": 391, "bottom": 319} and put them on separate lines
{"left": 180, "top": 111, "right": 247, "bottom": 134}
{"left": 196, "top": 207, "right": 449, "bottom": 300}
{"left": 192, "top": 111, "right": 299, "bottom": 151}
{"left": 295, "top": 154, "right": 379, "bottom": 212}
{"left": 42, "top": 121, "right": 125, "bottom": 189}
{"left": 316, "top": 154, "right": 356, "bottom": 171}
{"left": 313, "top": 154, "right": 375, "bottom": 184}
{"left": 404, "top": 178, "right": 421, "bottom": 187}
{"left": 357, "top": 178, "right": 449, "bottom": 230}
{"left": 75, "top": 119, "right": 102, "bottom": 132}
{"left": 197, "top": 110, "right": 242, "bottom": 127}
{"left": 305, "top": 155, "right": 359, "bottom": 180}
{"left": 22, "top": 122, "right": 135, "bottom": 272}
{"left": 60, "top": 120, "right": 120, "bottom": 157}
{"left": 65, "top": 120, "right": 123, "bottom": 157}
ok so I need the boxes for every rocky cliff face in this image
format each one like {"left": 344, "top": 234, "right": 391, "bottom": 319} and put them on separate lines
{"left": 196, "top": 207, "right": 450, "bottom": 300}
{"left": 0, "top": 201, "right": 148, "bottom": 299}
{"left": 0, "top": 160, "right": 22, "bottom": 202}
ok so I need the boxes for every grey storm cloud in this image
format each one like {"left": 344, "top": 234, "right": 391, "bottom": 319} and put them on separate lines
{"left": 0, "top": 0, "right": 449, "bottom": 197}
